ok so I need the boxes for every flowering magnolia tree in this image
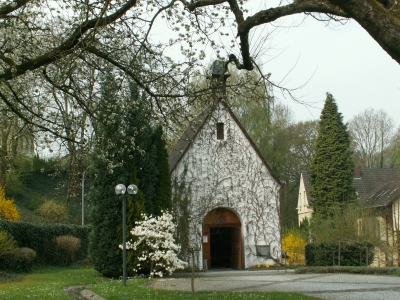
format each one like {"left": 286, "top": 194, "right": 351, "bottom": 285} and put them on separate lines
{"left": 123, "top": 211, "right": 187, "bottom": 277}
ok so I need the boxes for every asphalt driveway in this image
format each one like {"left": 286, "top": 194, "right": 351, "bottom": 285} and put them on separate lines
{"left": 148, "top": 269, "right": 400, "bottom": 300}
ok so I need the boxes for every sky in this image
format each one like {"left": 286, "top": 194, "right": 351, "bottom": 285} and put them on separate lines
{"left": 251, "top": 15, "right": 400, "bottom": 127}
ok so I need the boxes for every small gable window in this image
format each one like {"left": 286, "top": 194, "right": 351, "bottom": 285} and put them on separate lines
{"left": 217, "top": 122, "right": 224, "bottom": 140}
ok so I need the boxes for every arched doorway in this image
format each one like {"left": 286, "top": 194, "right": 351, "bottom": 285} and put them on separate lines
{"left": 202, "top": 207, "right": 242, "bottom": 270}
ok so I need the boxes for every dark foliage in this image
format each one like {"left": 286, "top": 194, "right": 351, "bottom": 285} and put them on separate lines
{"left": 88, "top": 79, "right": 171, "bottom": 278}
{"left": 154, "top": 126, "right": 172, "bottom": 215}
{"left": 310, "top": 93, "right": 356, "bottom": 217}
{"left": 295, "top": 266, "right": 400, "bottom": 276}
{"left": 0, "top": 219, "right": 90, "bottom": 269}
{"left": 305, "top": 241, "right": 374, "bottom": 267}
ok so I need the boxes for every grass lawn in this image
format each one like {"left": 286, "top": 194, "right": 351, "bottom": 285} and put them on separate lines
{"left": 0, "top": 267, "right": 321, "bottom": 300}
{"left": 0, "top": 268, "right": 102, "bottom": 300}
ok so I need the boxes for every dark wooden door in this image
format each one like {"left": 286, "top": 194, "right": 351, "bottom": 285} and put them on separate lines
{"left": 203, "top": 208, "right": 242, "bottom": 270}
{"left": 231, "top": 227, "right": 241, "bottom": 269}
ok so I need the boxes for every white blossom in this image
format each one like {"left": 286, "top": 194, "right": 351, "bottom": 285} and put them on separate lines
{"left": 120, "top": 211, "right": 187, "bottom": 277}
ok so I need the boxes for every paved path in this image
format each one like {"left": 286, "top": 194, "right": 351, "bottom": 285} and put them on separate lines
{"left": 148, "top": 269, "right": 400, "bottom": 300}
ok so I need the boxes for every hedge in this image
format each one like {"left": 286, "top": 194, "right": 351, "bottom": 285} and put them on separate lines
{"left": 0, "top": 219, "right": 90, "bottom": 267}
{"left": 305, "top": 241, "right": 374, "bottom": 267}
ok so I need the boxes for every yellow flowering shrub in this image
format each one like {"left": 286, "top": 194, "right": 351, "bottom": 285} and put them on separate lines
{"left": 252, "top": 263, "right": 280, "bottom": 269}
{"left": 281, "top": 232, "right": 306, "bottom": 265}
{"left": 0, "top": 188, "right": 20, "bottom": 221}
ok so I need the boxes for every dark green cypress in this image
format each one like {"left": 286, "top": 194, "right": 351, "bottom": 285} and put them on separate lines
{"left": 88, "top": 78, "right": 172, "bottom": 277}
{"left": 124, "top": 163, "right": 147, "bottom": 276}
{"left": 310, "top": 93, "right": 356, "bottom": 217}
{"left": 88, "top": 76, "right": 146, "bottom": 278}
{"left": 154, "top": 125, "right": 172, "bottom": 215}
{"left": 134, "top": 131, "right": 158, "bottom": 215}
{"left": 129, "top": 88, "right": 158, "bottom": 215}
{"left": 87, "top": 74, "right": 127, "bottom": 277}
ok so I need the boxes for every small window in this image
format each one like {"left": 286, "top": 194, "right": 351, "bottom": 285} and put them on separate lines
{"left": 217, "top": 122, "right": 224, "bottom": 140}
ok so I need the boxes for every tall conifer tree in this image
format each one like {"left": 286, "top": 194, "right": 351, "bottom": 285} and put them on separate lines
{"left": 310, "top": 93, "right": 356, "bottom": 217}
{"left": 88, "top": 78, "right": 172, "bottom": 277}
{"left": 154, "top": 125, "right": 172, "bottom": 215}
{"left": 88, "top": 73, "right": 134, "bottom": 277}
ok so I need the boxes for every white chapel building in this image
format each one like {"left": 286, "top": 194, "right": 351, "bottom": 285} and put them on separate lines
{"left": 169, "top": 100, "right": 282, "bottom": 270}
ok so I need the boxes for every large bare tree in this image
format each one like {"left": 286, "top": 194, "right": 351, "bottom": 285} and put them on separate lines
{"left": 1, "top": 0, "right": 399, "bottom": 118}
{"left": 0, "top": 0, "right": 399, "bottom": 147}
{"left": 349, "top": 108, "right": 396, "bottom": 168}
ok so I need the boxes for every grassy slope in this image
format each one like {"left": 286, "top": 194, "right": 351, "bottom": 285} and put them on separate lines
{"left": 12, "top": 171, "right": 84, "bottom": 225}
{"left": 17, "top": 171, "right": 68, "bottom": 211}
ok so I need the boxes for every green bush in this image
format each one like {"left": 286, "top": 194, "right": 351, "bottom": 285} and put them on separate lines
{"left": 55, "top": 235, "right": 81, "bottom": 266}
{"left": 13, "top": 155, "right": 33, "bottom": 172}
{"left": 10, "top": 247, "right": 36, "bottom": 272}
{"left": 0, "top": 230, "right": 18, "bottom": 270}
{"left": 36, "top": 200, "right": 69, "bottom": 223}
{"left": 295, "top": 266, "right": 400, "bottom": 276}
{"left": 0, "top": 230, "right": 18, "bottom": 257}
{"left": 0, "top": 219, "right": 90, "bottom": 266}
{"left": 305, "top": 241, "right": 374, "bottom": 267}
{"left": 6, "top": 170, "right": 25, "bottom": 198}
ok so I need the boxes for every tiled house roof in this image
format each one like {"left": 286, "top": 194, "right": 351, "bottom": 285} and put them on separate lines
{"left": 353, "top": 168, "right": 400, "bottom": 208}
{"left": 168, "top": 108, "right": 211, "bottom": 173}
{"left": 301, "top": 168, "right": 400, "bottom": 208}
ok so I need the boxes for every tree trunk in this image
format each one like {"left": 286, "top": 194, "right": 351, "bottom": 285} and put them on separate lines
{"left": 0, "top": 121, "right": 11, "bottom": 190}
{"left": 191, "top": 249, "right": 195, "bottom": 295}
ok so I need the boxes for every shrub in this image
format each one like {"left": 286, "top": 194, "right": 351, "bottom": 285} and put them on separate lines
{"left": 0, "top": 188, "right": 20, "bottom": 221}
{"left": 295, "top": 266, "right": 400, "bottom": 276}
{"left": 281, "top": 232, "right": 305, "bottom": 265}
{"left": 0, "top": 230, "right": 18, "bottom": 270}
{"left": 126, "top": 211, "right": 187, "bottom": 277}
{"left": 55, "top": 235, "right": 81, "bottom": 265}
{"left": 0, "top": 230, "right": 18, "bottom": 257}
{"left": 6, "top": 170, "right": 25, "bottom": 198}
{"left": 305, "top": 241, "right": 374, "bottom": 267}
{"left": 36, "top": 200, "right": 68, "bottom": 223}
{"left": 10, "top": 247, "right": 36, "bottom": 272}
{"left": 0, "top": 219, "right": 90, "bottom": 266}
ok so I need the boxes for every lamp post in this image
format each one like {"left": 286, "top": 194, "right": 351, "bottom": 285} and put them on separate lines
{"left": 115, "top": 183, "right": 138, "bottom": 286}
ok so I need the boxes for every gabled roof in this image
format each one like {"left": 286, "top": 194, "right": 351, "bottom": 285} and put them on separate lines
{"left": 301, "top": 168, "right": 400, "bottom": 208}
{"left": 168, "top": 100, "right": 281, "bottom": 185}
{"left": 353, "top": 168, "right": 400, "bottom": 207}
{"left": 168, "top": 107, "right": 211, "bottom": 174}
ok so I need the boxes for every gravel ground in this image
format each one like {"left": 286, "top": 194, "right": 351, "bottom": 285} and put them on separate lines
{"left": 147, "top": 269, "right": 400, "bottom": 300}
